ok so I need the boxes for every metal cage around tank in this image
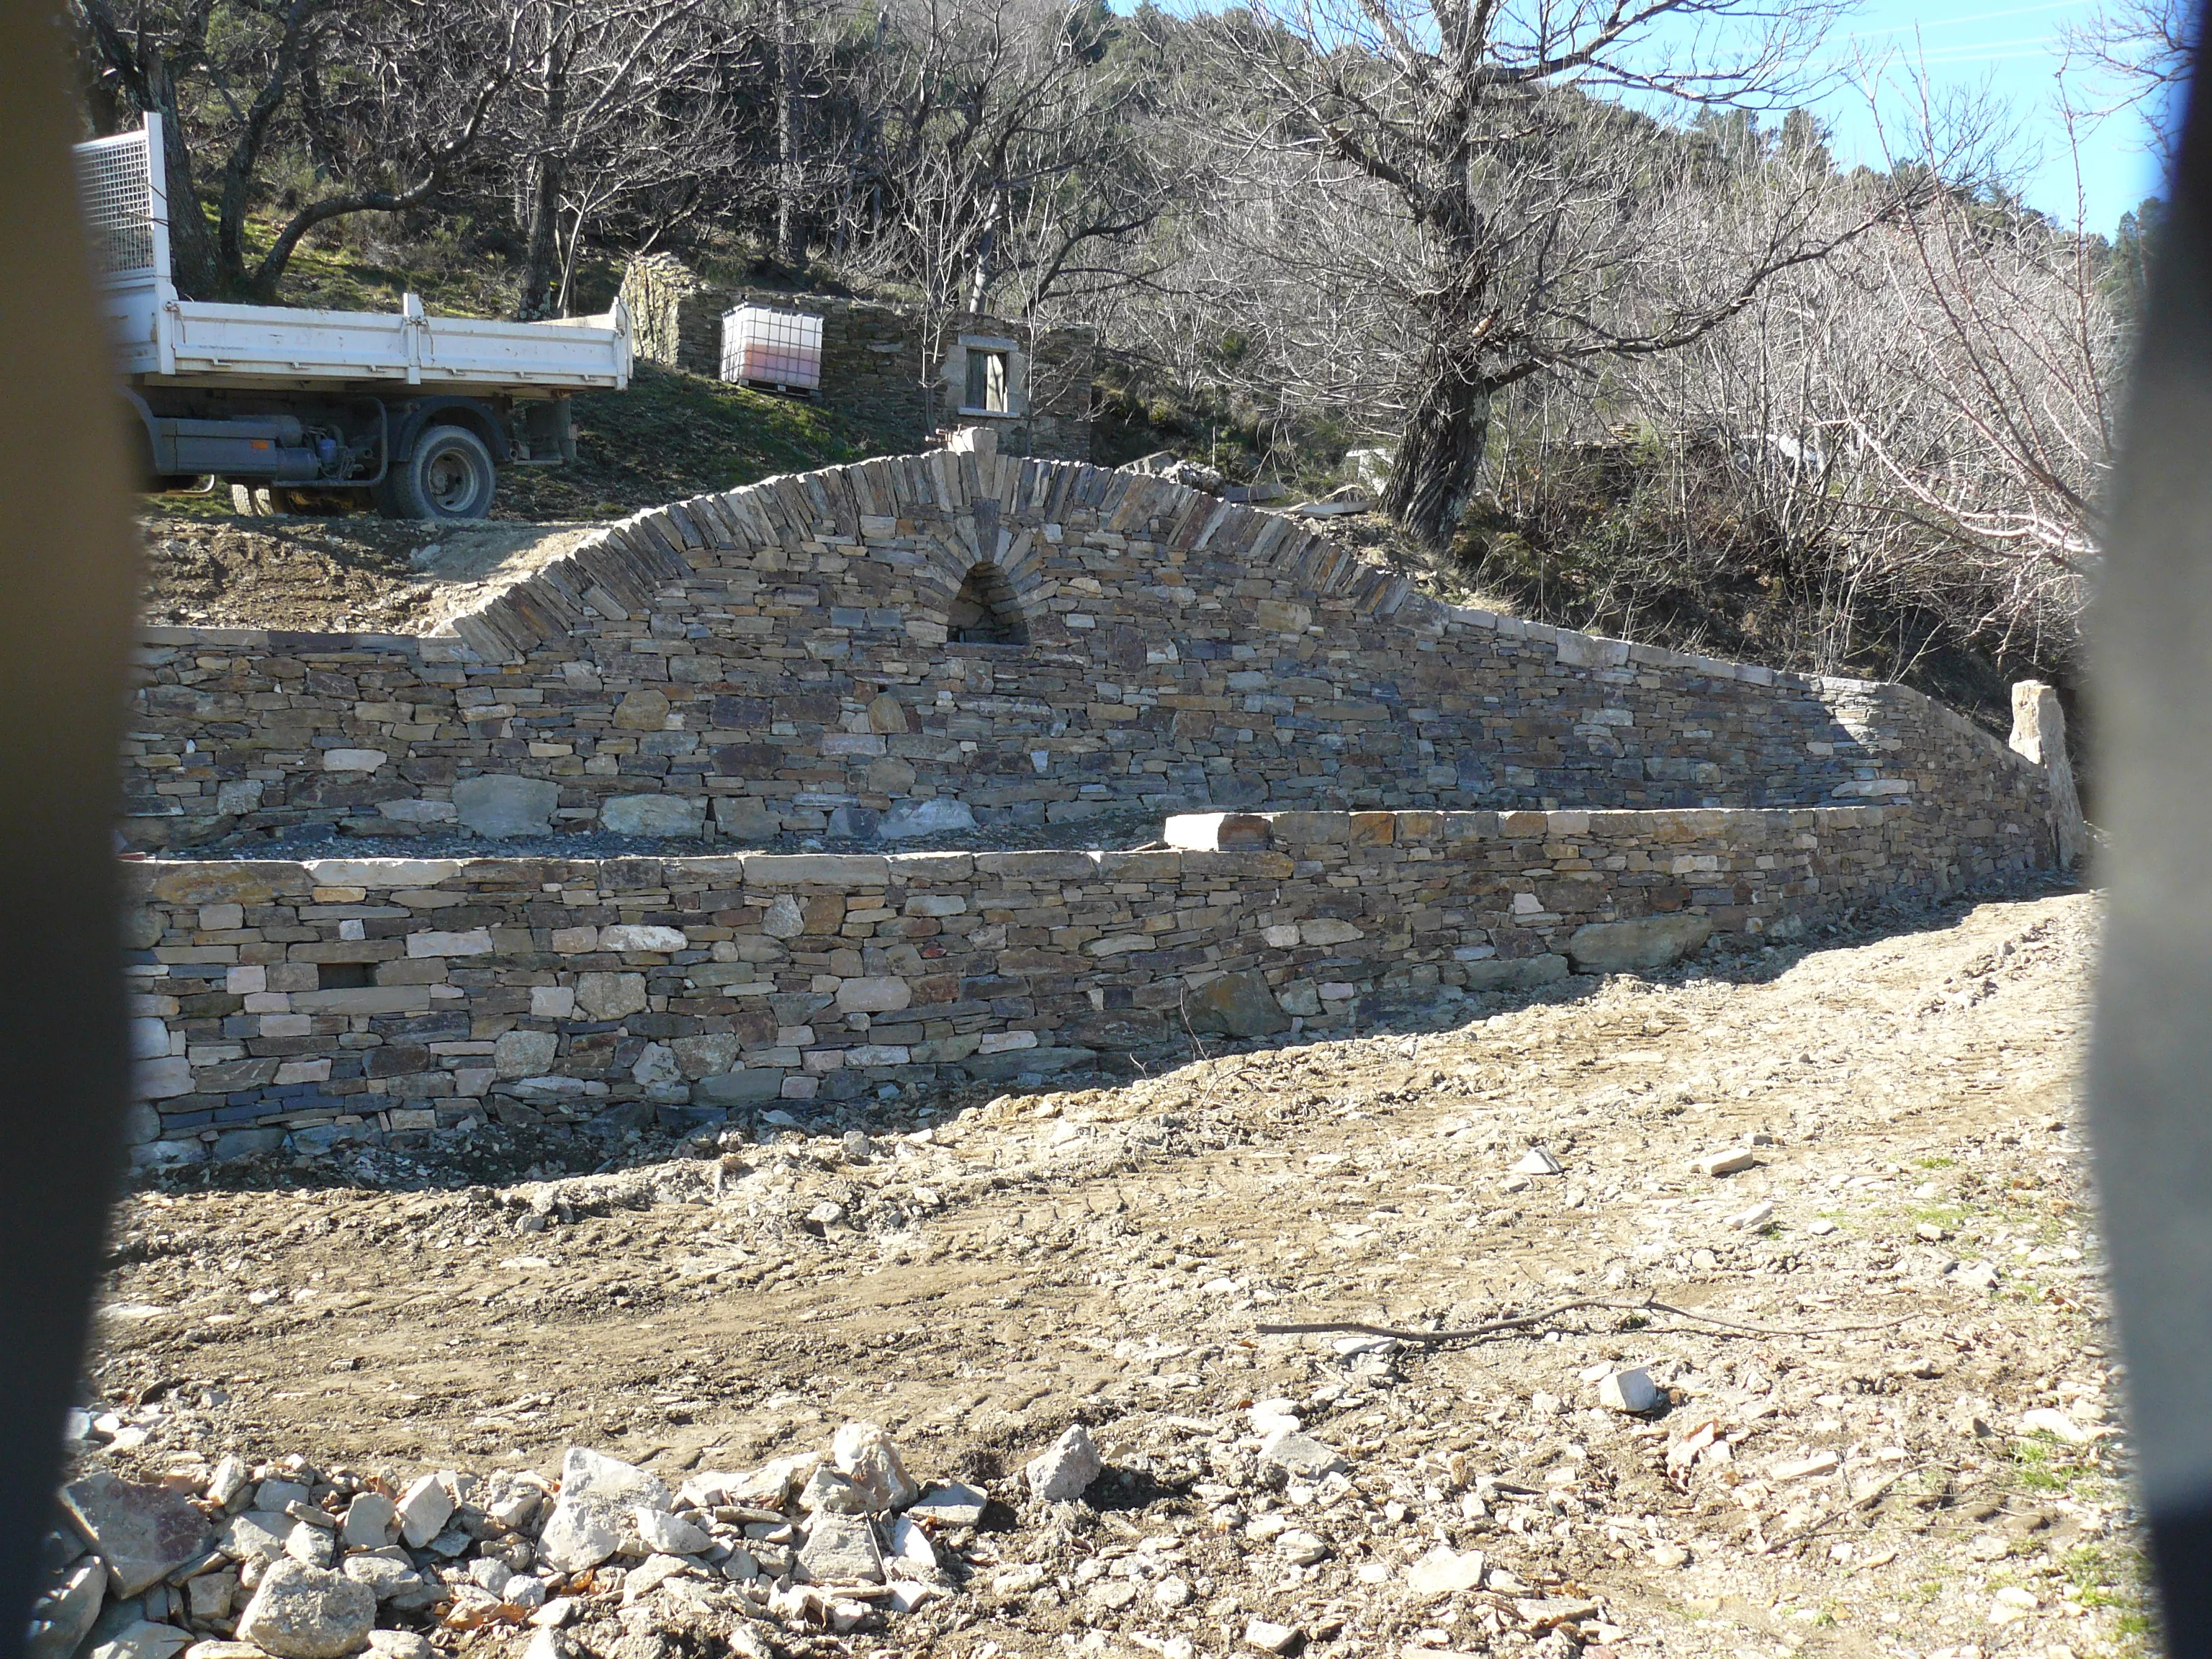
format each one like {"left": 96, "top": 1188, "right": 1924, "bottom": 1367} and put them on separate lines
{"left": 721, "top": 304, "right": 824, "bottom": 392}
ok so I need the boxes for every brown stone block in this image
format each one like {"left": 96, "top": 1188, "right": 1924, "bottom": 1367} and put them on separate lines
{"left": 1349, "top": 812, "right": 1398, "bottom": 846}
{"left": 909, "top": 972, "right": 960, "bottom": 1004}
{"left": 150, "top": 863, "right": 308, "bottom": 905}
{"left": 996, "top": 947, "right": 1085, "bottom": 975}
{"left": 1264, "top": 811, "right": 1352, "bottom": 845}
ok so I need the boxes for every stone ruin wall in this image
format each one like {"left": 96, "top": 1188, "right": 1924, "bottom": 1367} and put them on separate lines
{"left": 616, "top": 256, "right": 1094, "bottom": 460}
{"left": 123, "top": 452, "right": 2062, "bottom": 864}
{"left": 118, "top": 450, "right": 2077, "bottom": 1166}
{"left": 126, "top": 801, "right": 1984, "bottom": 1167}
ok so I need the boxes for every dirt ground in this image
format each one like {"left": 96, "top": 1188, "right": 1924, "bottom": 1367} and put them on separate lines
{"left": 138, "top": 513, "right": 595, "bottom": 633}
{"left": 79, "top": 887, "right": 2144, "bottom": 1659}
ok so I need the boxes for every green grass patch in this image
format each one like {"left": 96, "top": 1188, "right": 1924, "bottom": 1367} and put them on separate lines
{"left": 2007, "top": 1434, "right": 2079, "bottom": 1493}
{"left": 497, "top": 363, "right": 891, "bottom": 521}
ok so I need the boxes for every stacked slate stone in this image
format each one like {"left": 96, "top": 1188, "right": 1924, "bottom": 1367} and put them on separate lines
{"left": 122, "top": 798, "right": 2062, "bottom": 1166}
{"left": 120, "top": 450, "right": 2061, "bottom": 858}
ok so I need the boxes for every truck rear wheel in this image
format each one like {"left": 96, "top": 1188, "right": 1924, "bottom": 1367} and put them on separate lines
{"left": 379, "top": 423, "right": 496, "bottom": 521}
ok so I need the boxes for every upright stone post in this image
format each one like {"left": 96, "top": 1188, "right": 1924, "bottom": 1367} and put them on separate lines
{"left": 2009, "top": 680, "right": 2087, "bottom": 869}
{"left": 945, "top": 424, "right": 997, "bottom": 462}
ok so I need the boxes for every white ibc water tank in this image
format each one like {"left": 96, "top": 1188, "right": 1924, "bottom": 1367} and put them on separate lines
{"left": 721, "top": 305, "right": 823, "bottom": 390}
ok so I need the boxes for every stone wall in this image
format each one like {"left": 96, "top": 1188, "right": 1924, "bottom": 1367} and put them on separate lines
{"left": 616, "top": 257, "right": 1094, "bottom": 459}
{"left": 616, "top": 253, "right": 729, "bottom": 379}
{"left": 123, "top": 801, "right": 2013, "bottom": 1165}
{"left": 122, "top": 451, "right": 2063, "bottom": 863}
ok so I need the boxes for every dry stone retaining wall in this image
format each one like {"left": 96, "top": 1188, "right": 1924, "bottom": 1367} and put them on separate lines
{"left": 124, "top": 801, "right": 2044, "bottom": 1165}
{"left": 123, "top": 453, "right": 2062, "bottom": 863}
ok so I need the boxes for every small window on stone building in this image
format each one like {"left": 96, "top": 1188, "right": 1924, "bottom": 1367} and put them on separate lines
{"left": 964, "top": 347, "right": 1010, "bottom": 414}
{"left": 318, "top": 961, "right": 375, "bottom": 991}
{"left": 948, "top": 562, "right": 1028, "bottom": 645}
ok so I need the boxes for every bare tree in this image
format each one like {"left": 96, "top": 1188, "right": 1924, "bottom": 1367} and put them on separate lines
{"left": 71, "top": 0, "right": 513, "bottom": 301}
{"left": 774, "top": 0, "right": 806, "bottom": 267}
{"left": 1169, "top": 0, "right": 1932, "bottom": 545}
{"left": 2063, "top": 0, "right": 2195, "bottom": 164}
{"left": 1819, "top": 107, "right": 2115, "bottom": 662}
{"left": 1569, "top": 99, "right": 2115, "bottom": 682}
{"left": 846, "top": 0, "right": 1179, "bottom": 311}
{"left": 493, "top": 0, "right": 726, "bottom": 318}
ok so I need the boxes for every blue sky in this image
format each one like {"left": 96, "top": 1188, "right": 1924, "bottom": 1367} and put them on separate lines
{"left": 1807, "top": 0, "right": 2175, "bottom": 233}
{"left": 1144, "top": 0, "right": 2182, "bottom": 236}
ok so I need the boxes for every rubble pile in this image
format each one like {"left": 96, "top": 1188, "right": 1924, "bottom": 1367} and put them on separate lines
{"left": 42, "top": 1424, "right": 992, "bottom": 1659}
{"left": 43, "top": 1382, "right": 1662, "bottom": 1659}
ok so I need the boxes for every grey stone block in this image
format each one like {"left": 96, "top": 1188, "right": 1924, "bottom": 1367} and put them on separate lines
{"left": 695, "top": 1069, "right": 787, "bottom": 1107}
{"left": 601, "top": 794, "right": 707, "bottom": 837}
{"left": 1182, "top": 969, "right": 1292, "bottom": 1037}
{"left": 1461, "top": 954, "right": 1570, "bottom": 992}
{"left": 880, "top": 798, "right": 976, "bottom": 838}
{"left": 1566, "top": 915, "right": 1714, "bottom": 974}
{"left": 212, "top": 1128, "right": 287, "bottom": 1162}
{"left": 962, "top": 1045, "right": 1094, "bottom": 1082}
{"left": 713, "top": 796, "right": 781, "bottom": 840}
{"left": 60, "top": 1472, "right": 210, "bottom": 1596}
{"left": 453, "top": 775, "right": 558, "bottom": 839}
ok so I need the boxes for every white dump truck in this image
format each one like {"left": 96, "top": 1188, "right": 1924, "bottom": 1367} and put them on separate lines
{"left": 76, "top": 116, "right": 632, "bottom": 521}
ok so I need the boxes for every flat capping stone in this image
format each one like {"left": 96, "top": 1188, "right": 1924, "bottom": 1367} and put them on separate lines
{"left": 741, "top": 854, "right": 890, "bottom": 886}
{"left": 138, "top": 624, "right": 422, "bottom": 653}
{"left": 973, "top": 850, "right": 1102, "bottom": 878}
{"left": 1164, "top": 812, "right": 1272, "bottom": 851}
{"left": 661, "top": 856, "right": 750, "bottom": 881}
{"left": 302, "top": 858, "right": 466, "bottom": 888}
{"left": 127, "top": 800, "right": 1905, "bottom": 902}
{"left": 1255, "top": 811, "right": 1354, "bottom": 845}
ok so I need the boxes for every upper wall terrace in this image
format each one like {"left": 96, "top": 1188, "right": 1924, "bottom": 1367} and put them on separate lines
{"left": 123, "top": 443, "right": 2067, "bottom": 877}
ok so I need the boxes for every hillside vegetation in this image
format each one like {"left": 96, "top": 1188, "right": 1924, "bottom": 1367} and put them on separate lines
{"left": 89, "top": 0, "right": 2136, "bottom": 738}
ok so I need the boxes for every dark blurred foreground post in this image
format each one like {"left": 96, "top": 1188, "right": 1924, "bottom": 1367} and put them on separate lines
{"left": 2091, "top": 0, "right": 2212, "bottom": 1648}
{"left": 0, "top": 3, "right": 146, "bottom": 1657}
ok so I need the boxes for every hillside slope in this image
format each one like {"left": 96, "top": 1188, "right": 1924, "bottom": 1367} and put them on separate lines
{"left": 140, "top": 361, "right": 893, "bottom": 630}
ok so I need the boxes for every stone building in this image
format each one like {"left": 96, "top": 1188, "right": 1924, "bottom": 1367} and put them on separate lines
{"left": 616, "top": 254, "right": 1095, "bottom": 461}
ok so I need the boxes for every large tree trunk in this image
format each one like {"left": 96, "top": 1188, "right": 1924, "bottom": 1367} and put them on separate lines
{"left": 143, "top": 58, "right": 221, "bottom": 300}
{"left": 516, "top": 151, "right": 563, "bottom": 320}
{"left": 1380, "top": 344, "right": 1492, "bottom": 547}
{"left": 774, "top": 0, "right": 802, "bottom": 268}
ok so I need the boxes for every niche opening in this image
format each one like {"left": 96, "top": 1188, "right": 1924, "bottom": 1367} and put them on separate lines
{"left": 948, "top": 563, "right": 1028, "bottom": 645}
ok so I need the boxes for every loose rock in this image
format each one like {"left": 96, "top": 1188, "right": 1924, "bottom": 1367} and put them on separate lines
{"left": 61, "top": 1474, "right": 210, "bottom": 1597}
{"left": 1024, "top": 1424, "right": 1103, "bottom": 1503}
{"left": 233, "top": 1560, "right": 376, "bottom": 1659}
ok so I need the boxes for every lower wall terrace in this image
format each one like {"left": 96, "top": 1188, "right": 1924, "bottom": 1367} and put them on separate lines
{"left": 125, "top": 801, "right": 2056, "bottom": 1165}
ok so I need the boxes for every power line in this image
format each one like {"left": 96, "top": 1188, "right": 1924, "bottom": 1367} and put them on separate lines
{"left": 1841, "top": 0, "right": 2089, "bottom": 40}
